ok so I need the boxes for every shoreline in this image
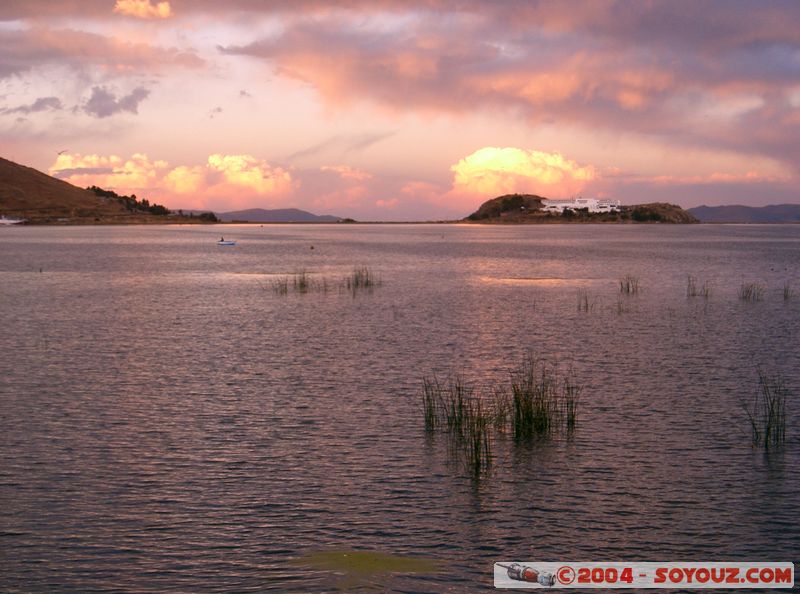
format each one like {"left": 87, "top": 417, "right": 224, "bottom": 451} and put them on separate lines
{"left": 7, "top": 218, "right": 799, "bottom": 227}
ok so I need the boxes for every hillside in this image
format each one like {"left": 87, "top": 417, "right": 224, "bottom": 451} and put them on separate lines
{"left": 0, "top": 156, "right": 129, "bottom": 222}
{"left": 218, "top": 208, "right": 341, "bottom": 223}
{"left": 465, "top": 194, "right": 698, "bottom": 223}
{"left": 0, "top": 156, "right": 209, "bottom": 224}
{"left": 628, "top": 203, "right": 699, "bottom": 223}
{"left": 689, "top": 204, "right": 800, "bottom": 223}
{"left": 466, "top": 194, "right": 546, "bottom": 221}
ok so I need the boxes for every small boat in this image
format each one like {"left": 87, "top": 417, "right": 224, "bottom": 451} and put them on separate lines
{"left": 217, "top": 239, "right": 236, "bottom": 246}
{"left": 0, "top": 216, "right": 25, "bottom": 225}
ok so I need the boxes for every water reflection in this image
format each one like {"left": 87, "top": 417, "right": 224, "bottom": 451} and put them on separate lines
{"left": 0, "top": 224, "right": 798, "bottom": 591}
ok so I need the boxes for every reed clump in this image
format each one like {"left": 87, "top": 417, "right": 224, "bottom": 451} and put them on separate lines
{"left": 686, "top": 275, "right": 711, "bottom": 298}
{"left": 293, "top": 270, "right": 311, "bottom": 293}
{"left": 270, "top": 276, "right": 289, "bottom": 295}
{"left": 269, "top": 267, "right": 379, "bottom": 295}
{"left": 458, "top": 399, "right": 492, "bottom": 477}
{"left": 421, "top": 374, "right": 492, "bottom": 476}
{"left": 783, "top": 282, "right": 793, "bottom": 301}
{"left": 345, "top": 266, "right": 381, "bottom": 294}
{"left": 506, "top": 355, "right": 581, "bottom": 440}
{"left": 619, "top": 275, "right": 640, "bottom": 294}
{"left": 739, "top": 282, "right": 765, "bottom": 301}
{"left": 577, "top": 289, "right": 594, "bottom": 312}
{"left": 270, "top": 271, "right": 329, "bottom": 294}
{"left": 421, "top": 355, "right": 582, "bottom": 476}
{"left": 743, "top": 369, "right": 789, "bottom": 449}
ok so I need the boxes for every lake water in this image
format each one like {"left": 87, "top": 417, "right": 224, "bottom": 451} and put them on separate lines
{"left": 1, "top": 224, "right": 798, "bottom": 592}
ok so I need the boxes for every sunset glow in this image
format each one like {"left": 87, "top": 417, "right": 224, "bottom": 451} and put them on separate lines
{"left": 451, "top": 147, "right": 597, "bottom": 198}
{"left": 2, "top": 1, "right": 799, "bottom": 219}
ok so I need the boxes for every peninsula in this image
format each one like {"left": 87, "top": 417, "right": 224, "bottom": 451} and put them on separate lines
{"left": 465, "top": 194, "right": 698, "bottom": 223}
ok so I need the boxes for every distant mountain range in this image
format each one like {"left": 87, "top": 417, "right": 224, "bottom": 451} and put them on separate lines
{"left": 688, "top": 204, "right": 800, "bottom": 223}
{"left": 217, "top": 208, "right": 341, "bottom": 223}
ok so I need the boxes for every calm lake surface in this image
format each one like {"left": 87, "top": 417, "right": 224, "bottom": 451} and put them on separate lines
{"left": 1, "top": 224, "right": 798, "bottom": 592}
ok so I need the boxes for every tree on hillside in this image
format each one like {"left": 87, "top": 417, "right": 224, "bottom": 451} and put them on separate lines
{"left": 87, "top": 186, "right": 172, "bottom": 216}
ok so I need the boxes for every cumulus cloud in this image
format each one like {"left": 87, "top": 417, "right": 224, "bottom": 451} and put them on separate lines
{"left": 50, "top": 153, "right": 169, "bottom": 189}
{"left": 47, "top": 150, "right": 570, "bottom": 219}
{"left": 0, "top": 96, "right": 62, "bottom": 115}
{"left": 451, "top": 147, "right": 597, "bottom": 198}
{"left": 49, "top": 152, "right": 296, "bottom": 210}
{"left": 83, "top": 86, "right": 150, "bottom": 118}
{"left": 207, "top": 154, "right": 294, "bottom": 195}
{"left": 163, "top": 165, "right": 205, "bottom": 194}
{"left": 113, "top": 0, "right": 172, "bottom": 19}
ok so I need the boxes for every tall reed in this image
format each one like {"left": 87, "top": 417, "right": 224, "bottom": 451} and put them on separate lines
{"left": 293, "top": 270, "right": 311, "bottom": 293}
{"left": 421, "top": 376, "right": 441, "bottom": 431}
{"left": 563, "top": 376, "right": 582, "bottom": 430}
{"left": 687, "top": 275, "right": 711, "bottom": 298}
{"left": 739, "top": 282, "right": 765, "bottom": 301}
{"left": 270, "top": 276, "right": 289, "bottom": 295}
{"left": 460, "top": 399, "right": 492, "bottom": 477}
{"left": 509, "top": 355, "right": 558, "bottom": 438}
{"left": 420, "top": 355, "right": 583, "bottom": 476}
{"left": 421, "top": 374, "right": 491, "bottom": 476}
{"left": 508, "top": 355, "right": 581, "bottom": 439}
{"left": 619, "top": 275, "right": 640, "bottom": 294}
{"left": 783, "top": 282, "right": 793, "bottom": 301}
{"left": 270, "top": 268, "right": 377, "bottom": 295}
{"left": 345, "top": 266, "right": 380, "bottom": 293}
{"left": 743, "top": 369, "right": 788, "bottom": 449}
{"left": 577, "top": 289, "right": 593, "bottom": 312}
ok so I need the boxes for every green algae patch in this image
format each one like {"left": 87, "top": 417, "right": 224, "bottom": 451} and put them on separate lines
{"left": 298, "top": 549, "right": 439, "bottom": 576}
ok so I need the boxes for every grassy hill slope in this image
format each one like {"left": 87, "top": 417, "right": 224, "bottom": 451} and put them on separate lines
{"left": 0, "top": 156, "right": 210, "bottom": 224}
{"left": 0, "top": 156, "right": 132, "bottom": 221}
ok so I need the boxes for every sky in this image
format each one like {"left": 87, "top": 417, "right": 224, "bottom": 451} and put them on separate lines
{"left": 1, "top": 0, "right": 799, "bottom": 220}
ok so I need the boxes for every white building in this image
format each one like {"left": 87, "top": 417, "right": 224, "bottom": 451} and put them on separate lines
{"left": 541, "top": 198, "right": 621, "bottom": 214}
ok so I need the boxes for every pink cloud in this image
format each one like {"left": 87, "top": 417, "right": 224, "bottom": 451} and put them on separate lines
{"left": 6, "top": 2, "right": 800, "bottom": 215}
{"left": 0, "top": 27, "right": 203, "bottom": 79}
{"left": 49, "top": 152, "right": 296, "bottom": 211}
{"left": 320, "top": 164, "right": 372, "bottom": 181}
{"left": 49, "top": 153, "right": 169, "bottom": 189}
{"left": 450, "top": 147, "right": 597, "bottom": 199}
{"left": 113, "top": 0, "right": 172, "bottom": 19}
{"left": 650, "top": 171, "right": 790, "bottom": 186}
{"left": 375, "top": 198, "right": 399, "bottom": 209}
{"left": 217, "top": 5, "right": 800, "bottom": 171}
